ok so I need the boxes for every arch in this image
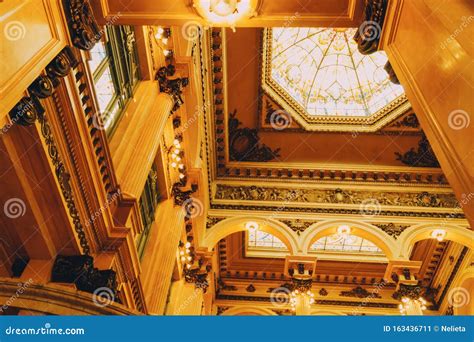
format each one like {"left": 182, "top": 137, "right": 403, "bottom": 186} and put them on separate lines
{"left": 452, "top": 267, "right": 474, "bottom": 315}
{"left": 300, "top": 219, "right": 397, "bottom": 259}
{"left": 397, "top": 223, "right": 474, "bottom": 259}
{"left": 203, "top": 216, "right": 299, "bottom": 253}
{"left": 221, "top": 306, "right": 278, "bottom": 316}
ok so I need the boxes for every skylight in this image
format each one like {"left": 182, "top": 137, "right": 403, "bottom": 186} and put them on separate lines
{"left": 261, "top": 27, "right": 407, "bottom": 127}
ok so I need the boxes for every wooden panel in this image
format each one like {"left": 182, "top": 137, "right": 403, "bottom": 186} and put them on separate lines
{"left": 381, "top": 0, "right": 474, "bottom": 226}
{"left": 0, "top": 0, "right": 66, "bottom": 119}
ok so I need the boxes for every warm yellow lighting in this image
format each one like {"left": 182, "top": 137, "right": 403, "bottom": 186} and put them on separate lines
{"left": 337, "top": 224, "right": 351, "bottom": 237}
{"left": 178, "top": 164, "right": 184, "bottom": 169}
{"left": 162, "top": 38, "right": 168, "bottom": 45}
{"left": 194, "top": 0, "right": 257, "bottom": 27}
{"left": 179, "top": 251, "right": 184, "bottom": 256}
{"left": 171, "top": 162, "right": 177, "bottom": 168}
{"left": 185, "top": 242, "right": 191, "bottom": 248}
{"left": 245, "top": 221, "right": 259, "bottom": 231}
{"left": 176, "top": 156, "right": 181, "bottom": 162}
{"left": 174, "top": 149, "right": 180, "bottom": 154}
{"left": 173, "top": 139, "right": 180, "bottom": 145}
{"left": 163, "top": 49, "right": 171, "bottom": 56}
{"left": 431, "top": 229, "right": 446, "bottom": 242}
{"left": 179, "top": 173, "right": 185, "bottom": 179}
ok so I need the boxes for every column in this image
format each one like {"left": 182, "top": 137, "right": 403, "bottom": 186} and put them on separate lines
{"left": 165, "top": 280, "right": 203, "bottom": 315}
{"left": 140, "top": 199, "right": 185, "bottom": 314}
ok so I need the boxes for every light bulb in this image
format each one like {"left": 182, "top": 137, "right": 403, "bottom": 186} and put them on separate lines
{"left": 179, "top": 251, "right": 184, "bottom": 256}
{"left": 179, "top": 173, "right": 185, "bottom": 179}
{"left": 171, "top": 162, "right": 177, "bottom": 168}
{"left": 176, "top": 157, "right": 181, "bottom": 162}
{"left": 185, "top": 242, "right": 191, "bottom": 248}
{"left": 162, "top": 38, "right": 168, "bottom": 45}
{"left": 164, "top": 49, "right": 171, "bottom": 56}
{"left": 174, "top": 149, "right": 180, "bottom": 154}
{"left": 178, "top": 164, "right": 184, "bottom": 169}
{"left": 173, "top": 139, "right": 180, "bottom": 145}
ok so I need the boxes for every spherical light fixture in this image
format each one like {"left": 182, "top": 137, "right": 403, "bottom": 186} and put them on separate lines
{"left": 431, "top": 229, "right": 446, "bottom": 242}
{"left": 245, "top": 221, "right": 259, "bottom": 231}
{"left": 193, "top": 0, "right": 259, "bottom": 28}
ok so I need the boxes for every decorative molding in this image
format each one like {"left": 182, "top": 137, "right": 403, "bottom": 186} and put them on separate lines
{"left": 39, "top": 112, "right": 92, "bottom": 254}
{"left": 353, "top": 0, "right": 388, "bottom": 54}
{"left": 246, "top": 284, "right": 256, "bottom": 293}
{"left": 216, "top": 294, "right": 398, "bottom": 308}
{"left": 63, "top": 0, "right": 101, "bottom": 50}
{"left": 210, "top": 203, "right": 464, "bottom": 219}
{"left": 228, "top": 110, "right": 280, "bottom": 162}
{"left": 374, "top": 223, "right": 410, "bottom": 239}
{"left": 395, "top": 135, "right": 440, "bottom": 167}
{"left": 280, "top": 219, "right": 314, "bottom": 235}
{"left": 436, "top": 247, "right": 468, "bottom": 308}
{"left": 217, "top": 278, "right": 237, "bottom": 292}
{"left": 340, "top": 286, "right": 382, "bottom": 299}
{"left": 51, "top": 255, "right": 117, "bottom": 298}
{"left": 9, "top": 47, "right": 92, "bottom": 255}
{"left": 216, "top": 306, "right": 230, "bottom": 315}
{"left": 171, "top": 182, "right": 197, "bottom": 206}
{"left": 214, "top": 185, "right": 459, "bottom": 209}
{"left": 319, "top": 288, "right": 328, "bottom": 296}
{"left": 206, "top": 216, "right": 225, "bottom": 229}
{"left": 392, "top": 284, "right": 422, "bottom": 300}
{"left": 388, "top": 113, "right": 420, "bottom": 129}
{"left": 156, "top": 65, "right": 189, "bottom": 112}
{"left": 445, "top": 305, "right": 454, "bottom": 315}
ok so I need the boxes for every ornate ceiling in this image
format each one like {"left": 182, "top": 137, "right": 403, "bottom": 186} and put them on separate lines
{"left": 194, "top": 26, "right": 470, "bottom": 314}
{"left": 262, "top": 27, "right": 408, "bottom": 131}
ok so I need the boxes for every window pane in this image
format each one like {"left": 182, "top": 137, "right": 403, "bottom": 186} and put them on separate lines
{"left": 247, "top": 231, "right": 286, "bottom": 249}
{"left": 94, "top": 64, "right": 115, "bottom": 113}
{"left": 310, "top": 234, "right": 382, "bottom": 254}
{"left": 88, "top": 41, "right": 107, "bottom": 74}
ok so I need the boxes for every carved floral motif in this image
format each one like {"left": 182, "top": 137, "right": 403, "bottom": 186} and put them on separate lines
{"left": 214, "top": 185, "right": 458, "bottom": 208}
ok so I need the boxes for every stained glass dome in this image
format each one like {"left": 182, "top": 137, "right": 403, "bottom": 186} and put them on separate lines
{"left": 261, "top": 28, "right": 409, "bottom": 130}
{"left": 269, "top": 27, "right": 404, "bottom": 117}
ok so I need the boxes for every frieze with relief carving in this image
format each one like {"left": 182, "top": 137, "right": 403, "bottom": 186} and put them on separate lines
{"left": 214, "top": 185, "right": 459, "bottom": 208}
{"left": 373, "top": 223, "right": 410, "bottom": 239}
{"left": 280, "top": 219, "right": 314, "bottom": 235}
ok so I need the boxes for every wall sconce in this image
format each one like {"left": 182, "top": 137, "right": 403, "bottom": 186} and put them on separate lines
{"left": 431, "top": 229, "right": 446, "bottom": 242}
